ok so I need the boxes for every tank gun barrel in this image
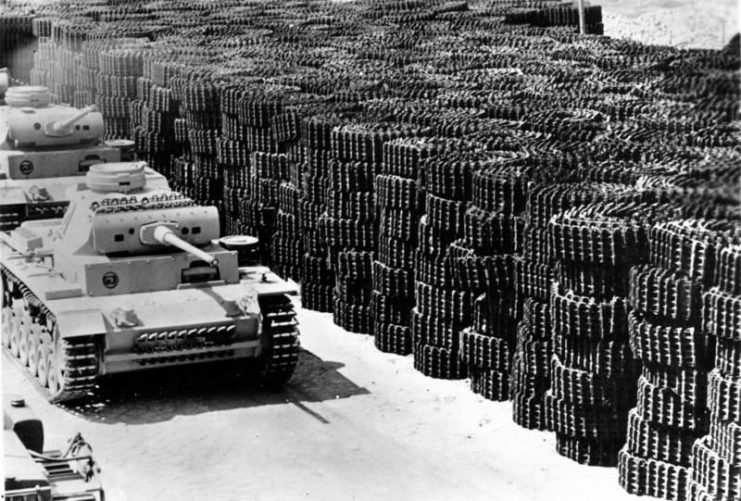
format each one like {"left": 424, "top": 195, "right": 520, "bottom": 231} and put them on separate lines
{"left": 44, "top": 105, "right": 98, "bottom": 137}
{"left": 152, "top": 225, "right": 219, "bottom": 267}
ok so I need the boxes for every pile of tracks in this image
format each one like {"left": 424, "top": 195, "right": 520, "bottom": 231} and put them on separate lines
{"left": 616, "top": 219, "right": 737, "bottom": 499}
{"left": 687, "top": 240, "right": 741, "bottom": 500}
{"left": 3, "top": 0, "right": 740, "bottom": 495}
{"left": 0, "top": 13, "right": 35, "bottom": 83}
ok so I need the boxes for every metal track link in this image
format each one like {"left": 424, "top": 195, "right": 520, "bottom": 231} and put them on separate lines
{"left": 1, "top": 264, "right": 99, "bottom": 403}
{"left": 258, "top": 294, "right": 300, "bottom": 386}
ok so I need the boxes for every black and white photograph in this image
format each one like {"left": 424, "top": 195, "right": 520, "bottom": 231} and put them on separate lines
{"left": 0, "top": 0, "right": 739, "bottom": 499}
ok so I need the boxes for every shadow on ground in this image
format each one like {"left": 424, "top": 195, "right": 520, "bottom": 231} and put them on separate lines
{"left": 64, "top": 349, "right": 369, "bottom": 425}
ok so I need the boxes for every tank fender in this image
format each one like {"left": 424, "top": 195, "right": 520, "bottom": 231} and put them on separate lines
{"left": 55, "top": 309, "right": 107, "bottom": 338}
{"left": 0, "top": 186, "right": 26, "bottom": 204}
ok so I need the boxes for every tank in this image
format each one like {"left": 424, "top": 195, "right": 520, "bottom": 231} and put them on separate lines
{"left": 0, "top": 85, "right": 123, "bottom": 230}
{"left": 4, "top": 395, "right": 103, "bottom": 501}
{"left": 1, "top": 162, "right": 300, "bottom": 403}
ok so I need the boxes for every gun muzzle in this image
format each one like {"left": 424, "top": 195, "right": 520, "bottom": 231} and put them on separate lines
{"left": 45, "top": 105, "right": 98, "bottom": 137}
{"left": 152, "top": 225, "right": 219, "bottom": 267}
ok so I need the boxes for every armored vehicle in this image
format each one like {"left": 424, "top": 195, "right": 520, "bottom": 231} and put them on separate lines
{"left": 1, "top": 162, "right": 300, "bottom": 402}
{"left": 4, "top": 395, "right": 103, "bottom": 501}
{"left": 0, "top": 85, "right": 122, "bottom": 230}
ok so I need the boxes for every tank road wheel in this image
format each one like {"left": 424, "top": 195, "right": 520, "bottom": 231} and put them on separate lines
{"left": 9, "top": 303, "right": 24, "bottom": 357}
{"left": 256, "top": 295, "right": 300, "bottom": 389}
{"left": 27, "top": 324, "right": 42, "bottom": 377}
{"left": 17, "top": 305, "right": 34, "bottom": 366}
{"left": 46, "top": 352, "right": 61, "bottom": 397}
{"left": 36, "top": 328, "right": 53, "bottom": 388}
{"left": 46, "top": 336, "right": 69, "bottom": 401}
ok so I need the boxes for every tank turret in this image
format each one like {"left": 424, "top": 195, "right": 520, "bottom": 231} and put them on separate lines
{"left": 44, "top": 104, "right": 98, "bottom": 138}
{"left": 0, "top": 86, "right": 123, "bottom": 230}
{"left": 1, "top": 162, "right": 299, "bottom": 402}
{"left": 2, "top": 93, "right": 104, "bottom": 148}
{"left": 50, "top": 163, "right": 230, "bottom": 294}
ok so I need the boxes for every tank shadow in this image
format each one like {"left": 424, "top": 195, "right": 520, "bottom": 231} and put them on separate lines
{"left": 62, "top": 349, "right": 370, "bottom": 425}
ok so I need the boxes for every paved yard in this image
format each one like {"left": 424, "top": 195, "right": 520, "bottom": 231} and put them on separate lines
{"left": 4, "top": 303, "right": 643, "bottom": 501}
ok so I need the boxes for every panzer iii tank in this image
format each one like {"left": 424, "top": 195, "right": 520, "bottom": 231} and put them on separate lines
{"left": 1, "top": 162, "right": 300, "bottom": 402}
{"left": 4, "top": 395, "right": 103, "bottom": 501}
{"left": 0, "top": 85, "right": 122, "bottom": 230}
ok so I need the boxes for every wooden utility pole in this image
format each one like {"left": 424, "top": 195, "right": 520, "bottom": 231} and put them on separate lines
{"left": 577, "top": 0, "right": 586, "bottom": 34}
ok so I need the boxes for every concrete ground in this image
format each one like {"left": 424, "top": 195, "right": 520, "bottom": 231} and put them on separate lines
{"left": 4, "top": 302, "right": 643, "bottom": 501}
{"left": 598, "top": 0, "right": 739, "bottom": 49}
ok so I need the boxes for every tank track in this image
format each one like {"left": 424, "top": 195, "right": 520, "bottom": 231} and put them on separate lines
{"left": 0, "top": 202, "right": 68, "bottom": 231}
{"left": 257, "top": 294, "right": 300, "bottom": 387}
{"left": 2, "top": 264, "right": 99, "bottom": 403}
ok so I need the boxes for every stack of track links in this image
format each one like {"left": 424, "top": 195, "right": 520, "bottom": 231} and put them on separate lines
{"left": 372, "top": 138, "right": 432, "bottom": 355}
{"left": 511, "top": 183, "right": 627, "bottom": 429}
{"left": 218, "top": 84, "right": 252, "bottom": 237}
{"left": 48, "top": 33, "right": 77, "bottom": 105}
{"left": 31, "top": 38, "right": 54, "bottom": 89}
{"left": 0, "top": 14, "right": 34, "bottom": 83}
{"left": 618, "top": 218, "right": 739, "bottom": 499}
{"left": 503, "top": 5, "right": 604, "bottom": 34}
{"left": 272, "top": 172, "right": 304, "bottom": 282}
{"left": 299, "top": 113, "right": 341, "bottom": 313}
{"left": 237, "top": 87, "right": 299, "bottom": 260}
{"left": 96, "top": 45, "right": 142, "bottom": 139}
{"left": 134, "top": 52, "right": 179, "bottom": 179}
{"left": 412, "top": 148, "right": 478, "bottom": 380}
{"left": 455, "top": 154, "right": 522, "bottom": 400}
{"left": 272, "top": 93, "right": 318, "bottom": 282}
{"left": 33, "top": 38, "right": 76, "bottom": 104}
{"left": 691, "top": 235, "right": 740, "bottom": 500}
{"left": 249, "top": 151, "right": 287, "bottom": 265}
{"left": 546, "top": 198, "right": 680, "bottom": 466}
{"left": 171, "top": 77, "right": 224, "bottom": 222}
{"left": 325, "top": 122, "right": 412, "bottom": 335}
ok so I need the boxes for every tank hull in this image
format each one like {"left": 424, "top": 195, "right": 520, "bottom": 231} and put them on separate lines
{"left": 0, "top": 146, "right": 122, "bottom": 231}
{"left": 2, "top": 236, "right": 299, "bottom": 401}
{"left": 2, "top": 243, "right": 296, "bottom": 371}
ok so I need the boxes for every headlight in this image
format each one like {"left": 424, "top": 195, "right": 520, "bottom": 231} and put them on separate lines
{"left": 110, "top": 307, "right": 139, "bottom": 328}
{"left": 239, "top": 286, "right": 260, "bottom": 315}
